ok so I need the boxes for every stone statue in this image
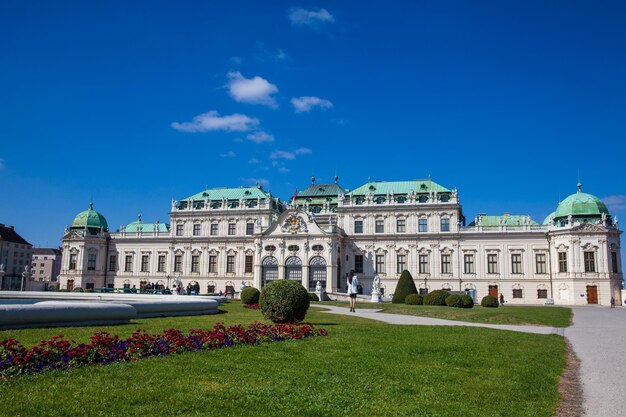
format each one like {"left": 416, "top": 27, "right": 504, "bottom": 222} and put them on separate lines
{"left": 171, "top": 199, "right": 177, "bottom": 211}
{"left": 239, "top": 280, "right": 246, "bottom": 292}
{"left": 0, "top": 263, "right": 4, "bottom": 273}
{"left": 614, "top": 215, "right": 619, "bottom": 229}
{"left": 568, "top": 214, "right": 573, "bottom": 225}
{"left": 601, "top": 212, "right": 607, "bottom": 225}
{"left": 315, "top": 281, "right": 322, "bottom": 292}
{"left": 451, "top": 188, "right": 458, "bottom": 199}
{"left": 372, "top": 275, "right": 381, "bottom": 293}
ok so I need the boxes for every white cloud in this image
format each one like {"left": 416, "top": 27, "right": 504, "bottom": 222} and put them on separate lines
{"left": 242, "top": 177, "right": 270, "bottom": 189}
{"left": 171, "top": 110, "right": 259, "bottom": 133}
{"left": 295, "top": 147, "right": 312, "bottom": 155}
{"left": 248, "top": 158, "right": 260, "bottom": 164}
{"left": 288, "top": 7, "right": 335, "bottom": 27}
{"left": 278, "top": 167, "right": 291, "bottom": 173}
{"left": 246, "top": 131, "right": 275, "bottom": 144}
{"left": 270, "top": 150, "right": 295, "bottom": 160}
{"left": 227, "top": 71, "right": 278, "bottom": 108}
{"left": 603, "top": 195, "right": 626, "bottom": 212}
{"left": 291, "top": 96, "right": 333, "bottom": 113}
{"left": 220, "top": 151, "right": 236, "bottom": 158}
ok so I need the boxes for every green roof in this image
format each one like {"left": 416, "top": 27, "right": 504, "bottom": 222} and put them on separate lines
{"left": 468, "top": 214, "right": 538, "bottom": 227}
{"left": 297, "top": 183, "right": 346, "bottom": 198}
{"left": 351, "top": 179, "right": 450, "bottom": 195}
{"left": 181, "top": 185, "right": 273, "bottom": 202}
{"left": 70, "top": 203, "right": 108, "bottom": 231}
{"left": 123, "top": 215, "right": 169, "bottom": 233}
{"left": 554, "top": 184, "right": 609, "bottom": 219}
{"left": 543, "top": 211, "right": 556, "bottom": 225}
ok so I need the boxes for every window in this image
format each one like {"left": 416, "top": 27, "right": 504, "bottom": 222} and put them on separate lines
{"left": 419, "top": 255, "right": 429, "bottom": 274}
{"left": 193, "top": 223, "right": 201, "bottom": 236}
{"left": 86, "top": 283, "right": 95, "bottom": 290}
{"left": 174, "top": 255, "right": 182, "bottom": 273}
{"left": 124, "top": 255, "right": 133, "bottom": 272}
{"left": 419, "top": 288, "right": 429, "bottom": 295}
{"left": 584, "top": 252, "right": 596, "bottom": 273}
{"left": 191, "top": 255, "right": 199, "bottom": 273}
{"left": 464, "top": 254, "right": 475, "bottom": 274}
{"left": 535, "top": 254, "right": 546, "bottom": 274}
{"left": 511, "top": 254, "right": 522, "bottom": 274}
{"left": 487, "top": 254, "right": 498, "bottom": 274}
{"left": 157, "top": 255, "right": 166, "bottom": 272}
{"left": 396, "top": 219, "right": 406, "bottom": 233}
{"left": 440, "top": 218, "right": 450, "bottom": 232}
{"left": 210, "top": 223, "right": 218, "bottom": 236}
{"left": 227, "top": 255, "right": 235, "bottom": 273}
{"left": 246, "top": 223, "right": 254, "bottom": 235}
{"left": 245, "top": 255, "right": 253, "bottom": 273}
{"left": 441, "top": 254, "right": 451, "bottom": 274}
{"left": 537, "top": 289, "right": 548, "bottom": 299}
{"left": 209, "top": 255, "right": 217, "bottom": 273}
{"left": 354, "top": 255, "right": 364, "bottom": 274}
{"left": 418, "top": 218, "right": 428, "bottom": 232}
{"left": 375, "top": 255, "right": 385, "bottom": 274}
{"left": 558, "top": 252, "right": 567, "bottom": 273}
{"left": 354, "top": 220, "right": 363, "bottom": 234}
{"left": 375, "top": 219, "right": 384, "bottom": 233}
{"left": 141, "top": 255, "right": 149, "bottom": 272}
{"left": 228, "top": 223, "right": 236, "bottom": 235}
{"left": 512, "top": 289, "right": 523, "bottom": 299}
{"left": 40, "top": 263, "right": 44, "bottom": 267}
{"left": 612, "top": 251, "right": 619, "bottom": 273}
{"left": 108, "top": 255, "right": 117, "bottom": 272}
{"left": 176, "top": 224, "right": 184, "bottom": 236}
{"left": 397, "top": 254, "right": 406, "bottom": 273}
{"left": 69, "top": 254, "right": 77, "bottom": 270}
{"left": 87, "top": 254, "right": 97, "bottom": 271}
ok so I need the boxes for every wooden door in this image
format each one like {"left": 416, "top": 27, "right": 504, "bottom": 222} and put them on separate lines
{"left": 488, "top": 285, "right": 498, "bottom": 298}
{"left": 586, "top": 286, "right": 598, "bottom": 304}
{"left": 67, "top": 279, "right": 74, "bottom": 291}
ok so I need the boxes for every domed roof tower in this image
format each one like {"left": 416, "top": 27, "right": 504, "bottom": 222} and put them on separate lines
{"left": 552, "top": 183, "right": 610, "bottom": 225}
{"left": 70, "top": 202, "right": 109, "bottom": 234}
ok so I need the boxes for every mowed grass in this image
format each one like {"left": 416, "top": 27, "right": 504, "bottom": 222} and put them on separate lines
{"left": 0, "top": 302, "right": 566, "bottom": 417}
{"left": 320, "top": 301, "right": 572, "bottom": 327}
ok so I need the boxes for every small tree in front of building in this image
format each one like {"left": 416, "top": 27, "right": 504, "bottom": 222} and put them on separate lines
{"left": 392, "top": 270, "right": 418, "bottom": 304}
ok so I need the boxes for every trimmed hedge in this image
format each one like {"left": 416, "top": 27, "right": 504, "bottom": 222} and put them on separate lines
{"left": 392, "top": 270, "right": 418, "bottom": 304}
{"left": 241, "top": 287, "right": 260, "bottom": 305}
{"left": 308, "top": 292, "right": 320, "bottom": 302}
{"left": 460, "top": 294, "right": 475, "bottom": 309}
{"left": 481, "top": 295, "right": 499, "bottom": 308}
{"left": 259, "top": 280, "right": 310, "bottom": 323}
{"left": 423, "top": 290, "right": 450, "bottom": 306}
{"left": 445, "top": 294, "right": 464, "bottom": 308}
{"left": 405, "top": 293, "right": 424, "bottom": 305}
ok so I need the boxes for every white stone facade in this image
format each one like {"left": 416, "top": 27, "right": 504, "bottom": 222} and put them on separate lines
{"left": 59, "top": 182, "right": 623, "bottom": 306}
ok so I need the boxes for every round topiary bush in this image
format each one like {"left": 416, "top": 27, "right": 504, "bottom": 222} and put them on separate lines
{"left": 259, "top": 280, "right": 310, "bottom": 323}
{"left": 240, "top": 287, "right": 260, "bottom": 305}
{"left": 392, "top": 270, "right": 418, "bottom": 304}
{"left": 445, "top": 294, "right": 464, "bottom": 308}
{"left": 405, "top": 293, "right": 424, "bottom": 305}
{"left": 308, "top": 292, "right": 320, "bottom": 301}
{"left": 481, "top": 295, "right": 499, "bottom": 308}
{"left": 460, "top": 294, "right": 474, "bottom": 309}
{"left": 423, "top": 289, "right": 450, "bottom": 306}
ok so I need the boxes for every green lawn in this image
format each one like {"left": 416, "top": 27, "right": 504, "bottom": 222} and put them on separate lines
{"left": 320, "top": 301, "right": 572, "bottom": 327}
{"left": 0, "top": 302, "right": 566, "bottom": 417}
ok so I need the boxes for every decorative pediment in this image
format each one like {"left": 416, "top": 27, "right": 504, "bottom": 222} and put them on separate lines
{"left": 581, "top": 242, "right": 598, "bottom": 251}
{"left": 574, "top": 222, "right": 607, "bottom": 233}
{"left": 556, "top": 244, "right": 568, "bottom": 252}
{"left": 227, "top": 249, "right": 237, "bottom": 255}
{"left": 208, "top": 249, "right": 219, "bottom": 256}
{"left": 375, "top": 247, "right": 387, "bottom": 255}
{"left": 174, "top": 249, "right": 184, "bottom": 255}
{"left": 440, "top": 247, "right": 453, "bottom": 255}
{"left": 281, "top": 213, "right": 308, "bottom": 234}
{"left": 418, "top": 247, "right": 431, "bottom": 254}
{"left": 397, "top": 247, "right": 408, "bottom": 255}
{"left": 245, "top": 249, "right": 255, "bottom": 256}
{"left": 69, "top": 247, "right": 80, "bottom": 254}
{"left": 87, "top": 247, "right": 99, "bottom": 254}
{"left": 191, "top": 249, "right": 202, "bottom": 255}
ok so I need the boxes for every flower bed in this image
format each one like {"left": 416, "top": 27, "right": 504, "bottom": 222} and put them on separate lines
{"left": 0, "top": 322, "right": 327, "bottom": 378}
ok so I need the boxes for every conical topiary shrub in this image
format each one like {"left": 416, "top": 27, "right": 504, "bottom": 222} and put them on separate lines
{"left": 392, "top": 270, "right": 418, "bottom": 304}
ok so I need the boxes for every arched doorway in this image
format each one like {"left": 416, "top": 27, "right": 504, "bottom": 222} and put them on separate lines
{"left": 262, "top": 256, "right": 279, "bottom": 287}
{"left": 586, "top": 285, "right": 598, "bottom": 304}
{"left": 308, "top": 256, "right": 326, "bottom": 291}
{"left": 285, "top": 256, "right": 302, "bottom": 281}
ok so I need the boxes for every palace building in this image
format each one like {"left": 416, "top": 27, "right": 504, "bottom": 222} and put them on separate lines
{"left": 58, "top": 178, "right": 623, "bottom": 306}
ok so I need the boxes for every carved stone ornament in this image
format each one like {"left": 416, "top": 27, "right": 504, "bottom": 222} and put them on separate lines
{"left": 577, "top": 223, "right": 606, "bottom": 233}
{"left": 281, "top": 213, "right": 308, "bottom": 234}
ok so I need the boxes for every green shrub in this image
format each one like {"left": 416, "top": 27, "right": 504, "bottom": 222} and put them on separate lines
{"left": 241, "top": 287, "right": 260, "bottom": 305}
{"left": 423, "top": 290, "right": 450, "bottom": 306}
{"left": 308, "top": 292, "right": 320, "bottom": 302}
{"left": 392, "top": 270, "right": 418, "bottom": 304}
{"left": 73, "top": 287, "right": 84, "bottom": 292}
{"left": 405, "top": 293, "right": 423, "bottom": 305}
{"left": 445, "top": 294, "right": 464, "bottom": 308}
{"left": 460, "top": 294, "right": 474, "bottom": 309}
{"left": 481, "top": 295, "right": 499, "bottom": 308}
{"left": 259, "top": 280, "right": 310, "bottom": 323}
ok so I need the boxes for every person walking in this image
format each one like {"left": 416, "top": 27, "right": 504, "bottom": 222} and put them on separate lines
{"left": 611, "top": 297, "right": 615, "bottom": 308}
{"left": 499, "top": 293, "right": 505, "bottom": 306}
{"left": 347, "top": 269, "right": 359, "bottom": 312}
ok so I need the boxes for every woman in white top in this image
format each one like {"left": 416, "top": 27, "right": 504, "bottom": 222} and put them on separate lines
{"left": 347, "top": 269, "right": 359, "bottom": 312}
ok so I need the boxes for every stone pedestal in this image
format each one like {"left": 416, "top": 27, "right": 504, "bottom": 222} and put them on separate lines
{"left": 371, "top": 291, "right": 381, "bottom": 303}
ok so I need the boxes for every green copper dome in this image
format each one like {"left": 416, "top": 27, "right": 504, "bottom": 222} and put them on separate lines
{"left": 542, "top": 211, "right": 556, "bottom": 225}
{"left": 70, "top": 202, "right": 109, "bottom": 231}
{"left": 554, "top": 184, "right": 609, "bottom": 220}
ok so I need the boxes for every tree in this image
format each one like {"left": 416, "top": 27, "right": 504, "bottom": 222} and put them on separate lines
{"left": 392, "top": 270, "right": 418, "bottom": 304}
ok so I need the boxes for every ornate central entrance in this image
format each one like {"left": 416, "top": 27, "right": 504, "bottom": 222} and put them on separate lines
{"left": 308, "top": 256, "right": 326, "bottom": 291}
{"left": 262, "top": 256, "right": 279, "bottom": 287}
{"left": 285, "top": 256, "right": 302, "bottom": 281}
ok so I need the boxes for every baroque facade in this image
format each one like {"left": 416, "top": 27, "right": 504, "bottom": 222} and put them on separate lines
{"left": 59, "top": 179, "right": 623, "bottom": 306}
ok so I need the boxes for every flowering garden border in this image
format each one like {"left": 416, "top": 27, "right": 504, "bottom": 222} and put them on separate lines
{"left": 0, "top": 322, "right": 327, "bottom": 378}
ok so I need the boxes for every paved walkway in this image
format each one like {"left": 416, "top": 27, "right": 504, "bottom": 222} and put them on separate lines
{"left": 315, "top": 304, "right": 626, "bottom": 417}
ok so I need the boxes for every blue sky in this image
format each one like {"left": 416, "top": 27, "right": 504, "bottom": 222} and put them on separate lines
{"left": 1, "top": 1, "right": 625, "bottom": 248}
